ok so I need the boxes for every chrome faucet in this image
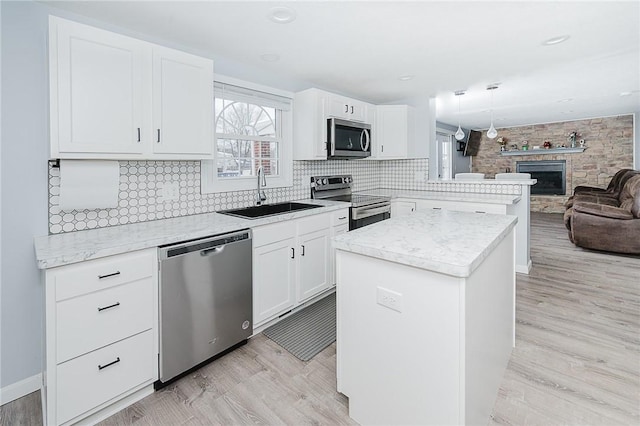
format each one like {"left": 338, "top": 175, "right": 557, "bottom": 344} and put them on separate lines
{"left": 256, "top": 166, "right": 267, "bottom": 205}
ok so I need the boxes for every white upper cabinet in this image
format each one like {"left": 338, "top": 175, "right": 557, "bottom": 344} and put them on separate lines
{"left": 328, "top": 95, "right": 367, "bottom": 122}
{"left": 373, "top": 105, "right": 426, "bottom": 160}
{"left": 50, "top": 17, "right": 148, "bottom": 157}
{"left": 152, "top": 47, "right": 214, "bottom": 156}
{"left": 293, "top": 88, "right": 329, "bottom": 160}
{"left": 49, "top": 17, "right": 214, "bottom": 160}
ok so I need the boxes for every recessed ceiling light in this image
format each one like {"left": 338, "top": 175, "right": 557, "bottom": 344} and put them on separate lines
{"left": 260, "top": 53, "right": 280, "bottom": 62}
{"left": 269, "top": 6, "right": 296, "bottom": 24}
{"left": 398, "top": 75, "right": 414, "bottom": 81}
{"left": 557, "top": 98, "right": 573, "bottom": 103}
{"left": 542, "top": 35, "right": 570, "bottom": 46}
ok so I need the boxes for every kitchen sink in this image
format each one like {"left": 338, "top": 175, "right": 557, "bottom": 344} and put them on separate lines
{"left": 219, "top": 202, "right": 322, "bottom": 219}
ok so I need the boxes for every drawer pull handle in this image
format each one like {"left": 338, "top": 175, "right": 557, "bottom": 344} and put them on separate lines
{"left": 98, "top": 271, "right": 121, "bottom": 280}
{"left": 98, "top": 302, "right": 120, "bottom": 312}
{"left": 433, "top": 207, "right": 441, "bottom": 210}
{"left": 98, "top": 357, "right": 120, "bottom": 371}
{"left": 475, "top": 211, "right": 486, "bottom": 214}
{"left": 291, "top": 248, "right": 295, "bottom": 259}
{"left": 338, "top": 216, "right": 347, "bottom": 220}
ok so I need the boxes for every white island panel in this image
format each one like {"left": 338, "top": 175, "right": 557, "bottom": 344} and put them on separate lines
{"left": 335, "top": 210, "right": 515, "bottom": 425}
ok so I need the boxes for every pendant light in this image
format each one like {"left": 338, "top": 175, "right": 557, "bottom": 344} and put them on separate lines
{"left": 486, "top": 84, "right": 499, "bottom": 139}
{"left": 454, "top": 90, "right": 465, "bottom": 141}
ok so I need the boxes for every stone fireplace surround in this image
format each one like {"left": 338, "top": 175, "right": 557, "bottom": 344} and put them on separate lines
{"left": 471, "top": 115, "right": 634, "bottom": 213}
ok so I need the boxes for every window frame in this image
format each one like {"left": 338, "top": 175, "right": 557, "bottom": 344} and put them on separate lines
{"left": 201, "top": 75, "right": 293, "bottom": 194}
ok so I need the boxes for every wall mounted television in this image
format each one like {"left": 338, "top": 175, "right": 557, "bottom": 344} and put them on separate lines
{"left": 463, "top": 130, "right": 482, "bottom": 157}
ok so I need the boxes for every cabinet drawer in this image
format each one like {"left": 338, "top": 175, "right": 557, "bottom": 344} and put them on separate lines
{"left": 54, "top": 250, "right": 154, "bottom": 302}
{"left": 297, "top": 213, "right": 330, "bottom": 235}
{"left": 331, "top": 209, "right": 350, "bottom": 227}
{"left": 56, "top": 277, "right": 154, "bottom": 363}
{"left": 253, "top": 221, "right": 296, "bottom": 247}
{"left": 56, "top": 330, "right": 155, "bottom": 425}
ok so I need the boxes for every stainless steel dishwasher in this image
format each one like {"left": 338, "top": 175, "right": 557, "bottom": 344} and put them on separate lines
{"left": 157, "top": 229, "right": 252, "bottom": 385}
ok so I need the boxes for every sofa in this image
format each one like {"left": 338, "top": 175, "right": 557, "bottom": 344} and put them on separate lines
{"left": 564, "top": 171, "right": 640, "bottom": 254}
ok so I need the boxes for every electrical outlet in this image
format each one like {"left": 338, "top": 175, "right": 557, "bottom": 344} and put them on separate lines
{"left": 159, "top": 181, "right": 180, "bottom": 202}
{"left": 377, "top": 287, "right": 403, "bottom": 313}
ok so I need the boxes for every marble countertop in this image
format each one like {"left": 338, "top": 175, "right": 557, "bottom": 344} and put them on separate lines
{"left": 356, "top": 189, "right": 521, "bottom": 205}
{"left": 333, "top": 209, "right": 517, "bottom": 278}
{"left": 432, "top": 178, "right": 537, "bottom": 185}
{"left": 35, "top": 199, "right": 349, "bottom": 269}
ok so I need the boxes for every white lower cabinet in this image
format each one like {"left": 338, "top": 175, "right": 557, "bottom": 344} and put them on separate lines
{"left": 330, "top": 209, "right": 350, "bottom": 285}
{"left": 391, "top": 201, "right": 416, "bottom": 218}
{"left": 44, "top": 248, "right": 158, "bottom": 425}
{"left": 253, "top": 211, "right": 343, "bottom": 327}
{"left": 413, "top": 199, "right": 507, "bottom": 214}
{"left": 253, "top": 228, "right": 297, "bottom": 325}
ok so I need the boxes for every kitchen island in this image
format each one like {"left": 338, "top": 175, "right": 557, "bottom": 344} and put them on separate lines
{"left": 333, "top": 209, "right": 517, "bottom": 425}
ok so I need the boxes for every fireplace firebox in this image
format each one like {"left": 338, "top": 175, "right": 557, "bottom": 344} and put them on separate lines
{"left": 516, "top": 160, "right": 566, "bottom": 195}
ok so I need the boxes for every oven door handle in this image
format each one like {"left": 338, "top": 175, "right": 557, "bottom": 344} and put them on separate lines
{"left": 352, "top": 204, "right": 391, "bottom": 220}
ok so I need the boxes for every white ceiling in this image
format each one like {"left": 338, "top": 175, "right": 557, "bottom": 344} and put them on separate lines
{"left": 43, "top": 0, "right": 640, "bottom": 130}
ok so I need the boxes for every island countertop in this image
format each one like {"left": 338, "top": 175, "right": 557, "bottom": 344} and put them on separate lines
{"left": 333, "top": 209, "right": 517, "bottom": 278}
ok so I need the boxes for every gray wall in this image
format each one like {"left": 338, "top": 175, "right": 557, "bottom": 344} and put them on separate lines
{"left": 1, "top": 0, "right": 49, "bottom": 388}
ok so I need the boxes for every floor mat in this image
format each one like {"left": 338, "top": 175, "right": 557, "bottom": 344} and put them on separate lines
{"left": 262, "top": 292, "right": 336, "bottom": 362}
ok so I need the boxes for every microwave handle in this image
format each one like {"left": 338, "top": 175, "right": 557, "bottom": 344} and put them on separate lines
{"left": 360, "top": 129, "right": 370, "bottom": 152}
{"left": 329, "top": 118, "right": 337, "bottom": 156}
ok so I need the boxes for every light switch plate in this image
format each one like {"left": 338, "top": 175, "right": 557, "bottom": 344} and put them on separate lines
{"left": 159, "top": 181, "right": 180, "bottom": 202}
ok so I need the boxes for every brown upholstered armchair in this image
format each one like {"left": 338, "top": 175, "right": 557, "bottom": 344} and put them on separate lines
{"left": 566, "top": 169, "right": 638, "bottom": 208}
{"left": 565, "top": 174, "right": 640, "bottom": 254}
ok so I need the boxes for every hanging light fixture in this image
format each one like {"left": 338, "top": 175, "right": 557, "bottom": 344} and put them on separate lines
{"left": 486, "top": 84, "right": 499, "bottom": 139}
{"left": 454, "top": 90, "right": 466, "bottom": 141}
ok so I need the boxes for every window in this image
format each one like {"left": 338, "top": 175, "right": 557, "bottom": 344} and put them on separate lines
{"left": 202, "top": 77, "right": 293, "bottom": 193}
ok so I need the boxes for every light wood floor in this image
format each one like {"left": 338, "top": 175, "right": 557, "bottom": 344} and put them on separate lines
{"left": 2, "top": 213, "right": 638, "bottom": 425}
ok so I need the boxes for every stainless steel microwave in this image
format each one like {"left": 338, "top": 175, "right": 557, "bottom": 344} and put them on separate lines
{"left": 327, "top": 118, "right": 371, "bottom": 159}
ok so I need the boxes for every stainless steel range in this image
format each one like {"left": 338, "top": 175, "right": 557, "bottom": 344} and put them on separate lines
{"left": 311, "top": 175, "right": 391, "bottom": 230}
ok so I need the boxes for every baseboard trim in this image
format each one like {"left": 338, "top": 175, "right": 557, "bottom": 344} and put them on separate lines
{"left": 0, "top": 373, "right": 42, "bottom": 406}
{"left": 516, "top": 260, "right": 532, "bottom": 275}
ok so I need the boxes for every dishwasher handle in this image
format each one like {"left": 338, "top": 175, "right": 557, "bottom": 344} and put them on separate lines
{"left": 159, "top": 230, "right": 251, "bottom": 260}
{"left": 201, "top": 246, "right": 225, "bottom": 256}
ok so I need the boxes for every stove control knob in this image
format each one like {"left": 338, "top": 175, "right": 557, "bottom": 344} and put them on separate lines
{"left": 322, "top": 178, "right": 328, "bottom": 185}
{"left": 347, "top": 177, "right": 352, "bottom": 183}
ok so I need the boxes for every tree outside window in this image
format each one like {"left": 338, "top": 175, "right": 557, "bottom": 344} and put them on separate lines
{"left": 215, "top": 99, "right": 280, "bottom": 179}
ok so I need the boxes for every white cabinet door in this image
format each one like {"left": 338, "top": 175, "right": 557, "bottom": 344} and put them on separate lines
{"left": 331, "top": 223, "right": 349, "bottom": 285}
{"left": 293, "top": 89, "right": 328, "bottom": 160}
{"left": 152, "top": 47, "right": 214, "bottom": 156}
{"left": 375, "top": 105, "right": 409, "bottom": 159}
{"left": 391, "top": 201, "right": 416, "bottom": 218}
{"left": 329, "top": 96, "right": 367, "bottom": 122}
{"left": 297, "top": 228, "right": 331, "bottom": 303}
{"left": 253, "top": 237, "right": 296, "bottom": 324}
{"left": 51, "top": 17, "right": 147, "bottom": 157}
